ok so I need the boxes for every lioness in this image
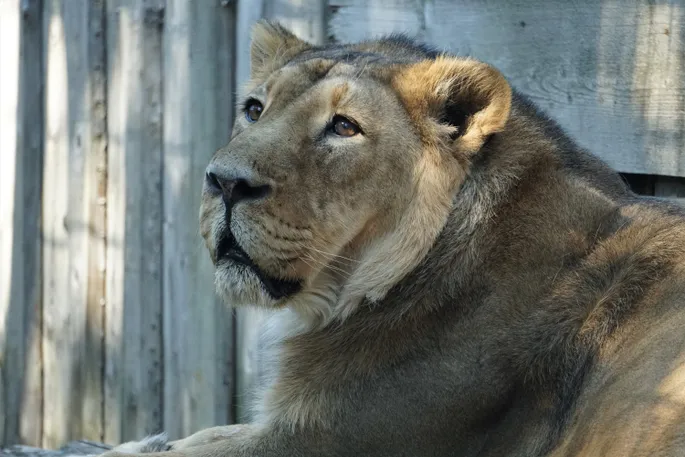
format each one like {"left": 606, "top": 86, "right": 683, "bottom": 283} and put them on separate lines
{"left": 104, "top": 20, "right": 685, "bottom": 457}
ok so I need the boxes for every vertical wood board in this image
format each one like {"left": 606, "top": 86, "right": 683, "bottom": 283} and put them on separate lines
{"left": 82, "top": 0, "right": 108, "bottom": 443}
{"left": 0, "top": 0, "right": 23, "bottom": 445}
{"left": 105, "top": 0, "right": 165, "bottom": 444}
{"left": 41, "top": 0, "right": 91, "bottom": 447}
{"left": 162, "top": 0, "right": 235, "bottom": 439}
{"left": 13, "top": 0, "right": 45, "bottom": 447}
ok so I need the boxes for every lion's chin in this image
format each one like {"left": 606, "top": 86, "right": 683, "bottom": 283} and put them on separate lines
{"left": 213, "top": 260, "right": 300, "bottom": 308}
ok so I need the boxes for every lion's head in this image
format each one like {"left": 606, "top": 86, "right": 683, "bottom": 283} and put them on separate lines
{"left": 199, "top": 21, "right": 511, "bottom": 326}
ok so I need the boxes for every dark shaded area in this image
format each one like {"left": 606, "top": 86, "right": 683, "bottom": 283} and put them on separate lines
{"left": 3, "top": 0, "right": 45, "bottom": 447}
{"left": 621, "top": 172, "right": 657, "bottom": 195}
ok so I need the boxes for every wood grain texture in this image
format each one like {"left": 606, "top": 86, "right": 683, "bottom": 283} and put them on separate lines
{"left": 265, "top": 0, "right": 326, "bottom": 44}
{"left": 0, "top": 0, "right": 22, "bottom": 447}
{"left": 0, "top": 0, "right": 20, "bottom": 443}
{"left": 235, "top": 0, "right": 264, "bottom": 86}
{"left": 41, "top": 0, "right": 93, "bottom": 447}
{"left": 161, "top": 0, "right": 235, "bottom": 439}
{"left": 82, "top": 0, "right": 107, "bottom": 444}
{"left": 0, "top": 0, "right": 45, "bottom": 447}
{"left": 105, "top": 0, "right": 164, "bottom": 444}
{"left": 14, "top": 0, "right": 44, "bottom": 446}
{"left": 329, "top": 0, "right": 685, "bottom": 177}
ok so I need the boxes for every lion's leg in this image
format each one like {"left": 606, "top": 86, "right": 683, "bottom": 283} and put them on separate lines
{"left": 104, "top": 425, "right": 251, "bottom": 455}
{"left": 106, "top": 434, "right": 172, "bottom": 454}
{"left": 99, "top": 425, "right": 341, "bottom": 457}
{"left": 167, "top": 425, "right": 251, "bottom": 450}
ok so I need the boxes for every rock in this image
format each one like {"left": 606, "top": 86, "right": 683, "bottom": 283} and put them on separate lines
{"left": 0, "top": 441, "right": 111, "bottom": 457}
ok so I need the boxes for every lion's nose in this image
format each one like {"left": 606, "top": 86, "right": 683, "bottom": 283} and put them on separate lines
{"left": 205, "top": 168, "right": 271, "bottom": 206}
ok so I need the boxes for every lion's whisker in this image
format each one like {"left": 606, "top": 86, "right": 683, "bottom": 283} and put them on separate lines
{"left": 299, "top": 256, "right": 344, "bottom": 282}
{"left": 307, "top": 246, "right": 360, "bottom": 264}
{"left": 302, "top": 253, "right": 352, "bottom": 278}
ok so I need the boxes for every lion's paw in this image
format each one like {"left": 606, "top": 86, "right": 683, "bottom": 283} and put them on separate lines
{"left": 110, "top": 433, "right": 171, "bottom": 454}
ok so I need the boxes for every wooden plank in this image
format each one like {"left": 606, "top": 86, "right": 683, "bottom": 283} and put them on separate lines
{"left": 0, "top": 0, "right": 22, "bottom": 446}
{"left": 235, "top": 0, "right": 264, "bottom": 86}
{"left": 105, "top": 0, "right": 164, "bottom": 444}
{"left": 232, "top": 0, "right": 328, "bottom": 423}
{"left": 328, "top": 0, "right": 422, "bottom": 40}
{"left": 82, "top": 0, "right": 108, "bottom": 444}
{"left": 0, "top": 0, "right": 21, "bottom": 442}
{"left": 14, "top": 0, "right": 45, "bottom": 447}
{"left": 0, "top": 0, "right": 44, "bottom": 447}
{"left": 42, "top": 0, "right": 92, "bottom": 447}
{"left": 329, "top": 0, "right": 685, "bottom": 178}
{"left": 40, "top": 0, "right": 108, "bottom": 446}
{"left": 162, "top": 0, "right": 235, "bottom": 439}
{"left": 264, "top": 0, "right": 326, "bottom": 44}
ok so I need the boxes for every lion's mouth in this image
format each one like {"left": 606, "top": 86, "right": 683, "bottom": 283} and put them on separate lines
{"left": 216, "top": 229, "right": 301, "bottom": 300}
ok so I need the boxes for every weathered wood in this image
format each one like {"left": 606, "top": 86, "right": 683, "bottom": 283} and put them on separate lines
{"left": 329, "top": 0, "right": 685, "bottom": 178}
{"left": 82, "top": 0, "right": 108, "bottom": 444}
{"left": 265, "top": 0, "right": 326, "bottom": 44}
{"left": 0, "top": 0, "right": 44, "bottom": 447}
{"left": 161, "top": 0, "right": 235, "bottom": 439}
{"left": 105, "top": 0, "right": 165, "bottom": 444}
{"left": 235, "top": 0, "right": 264, "bottom": 86}
{"left": 14, "top": 0, "right": 44, "bottom": 446}
{"left": 42, "top": 0, "right": 94, "bottom": 447}
{"left": 0, "top": 0, "right": 23, "bottom": 447}
{"left": 0, "top": 0, "right": 20, "bottom": 443}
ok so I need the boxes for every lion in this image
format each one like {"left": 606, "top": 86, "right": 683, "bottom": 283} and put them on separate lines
{"left": 101, "top": 20, "right": 685, "bottom": 457}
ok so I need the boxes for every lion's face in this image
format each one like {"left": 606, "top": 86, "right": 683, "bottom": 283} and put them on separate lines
{"left": 200, "top": 61, "right": 418, "bottom": 307}
{"left": 199, "top": 22, "right": 512, "bottom": 324}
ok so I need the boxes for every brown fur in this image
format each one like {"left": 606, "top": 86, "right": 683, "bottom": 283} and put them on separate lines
{"left": 103, "top": 21, "right": 685, "bottom": 457}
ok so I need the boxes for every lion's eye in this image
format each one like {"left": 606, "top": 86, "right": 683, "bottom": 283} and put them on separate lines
{"left": 331, "top": 115, "right": 361, "bottom": 137}
{"left": 245, "top": 99, "right": 263, "bottom": 122}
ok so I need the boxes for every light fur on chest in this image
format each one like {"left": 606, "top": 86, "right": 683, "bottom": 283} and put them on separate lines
{"left": 249, "top": 309, "right": 339, "bottom": 430}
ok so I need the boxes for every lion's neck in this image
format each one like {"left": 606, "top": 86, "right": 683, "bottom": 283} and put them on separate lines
{"left": 385, "top": 100, "right": 630, "bottom": 322}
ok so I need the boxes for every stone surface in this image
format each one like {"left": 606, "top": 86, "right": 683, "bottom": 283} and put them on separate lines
{"left": 0, "top": 441, "right": 111, "bottom": 457}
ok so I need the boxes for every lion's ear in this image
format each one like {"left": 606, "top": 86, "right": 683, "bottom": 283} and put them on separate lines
{"left": 250, "top": 20, "right": 312, "bottom": 79}
{"left": 393, "top": 56, "right": 512, "bottom": 156}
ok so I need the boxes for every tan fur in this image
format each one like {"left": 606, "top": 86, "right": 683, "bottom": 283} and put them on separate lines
{"left": 250, "top": 22, "right": 311, "bottom": 81}
{"left": 102, "top": 21, "right": 685, "bottom": 457}
{"left": 392, "top": 57, "right": 512, "bottom": 154}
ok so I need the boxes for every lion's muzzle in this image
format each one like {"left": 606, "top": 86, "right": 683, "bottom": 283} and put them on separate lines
{"left": 203, "top": 162, "right": 302, "bottom": 300}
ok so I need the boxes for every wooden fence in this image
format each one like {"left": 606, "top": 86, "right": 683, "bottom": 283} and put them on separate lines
{"left": 1, "top": 0, "right": 684, "bottom": 450}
